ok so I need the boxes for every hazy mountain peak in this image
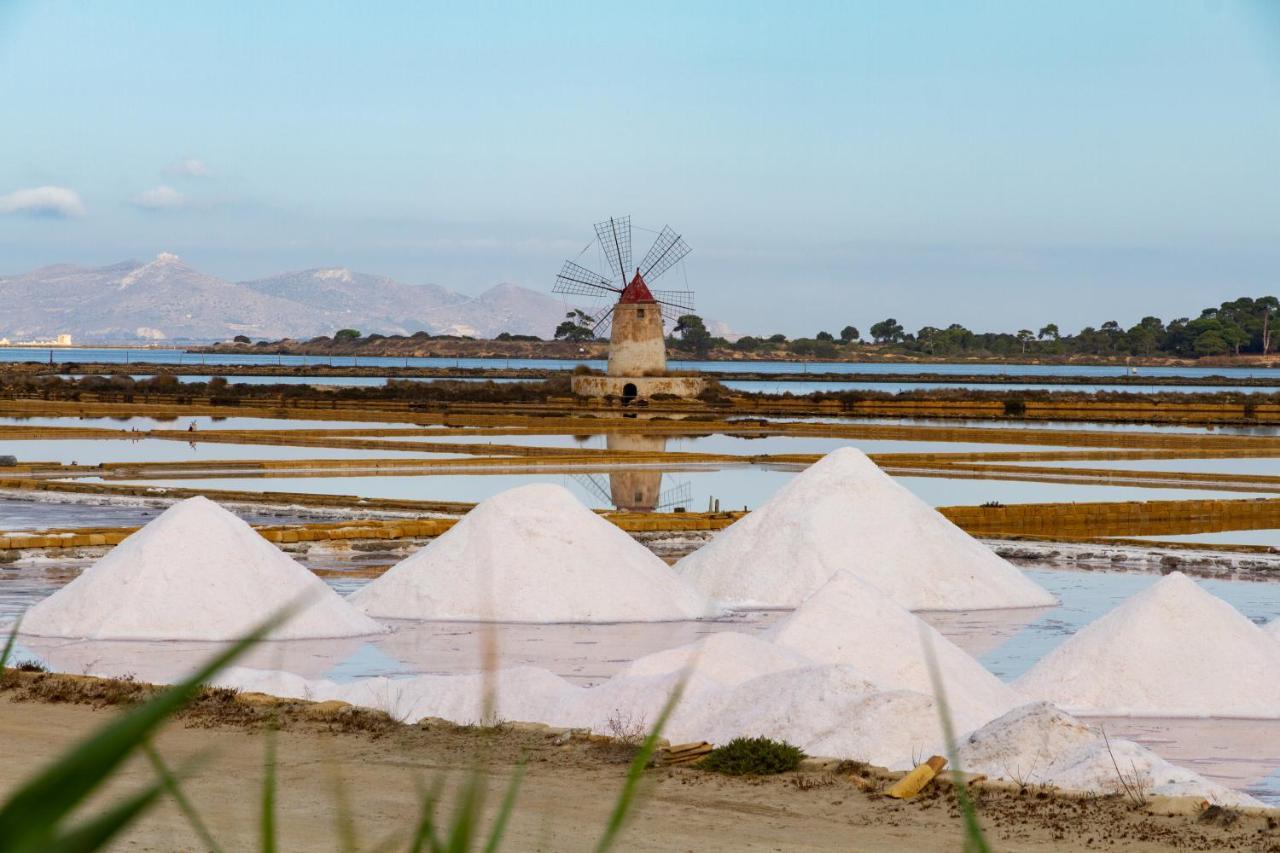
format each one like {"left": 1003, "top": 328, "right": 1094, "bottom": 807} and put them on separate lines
{"left": 1, "top": 256, "right": 573, "bottom": 342}
{"left": 311, "top": 267, "right": 354, "bottom": 282}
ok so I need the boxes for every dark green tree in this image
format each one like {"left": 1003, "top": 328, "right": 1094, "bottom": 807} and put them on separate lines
{"left": 673, "top": 314, "right": 713, "bottom": 356}
{"left": 553, "top": 310, "right": 595, "bottom": 342}
{"left": 869, "top": 318, "right": 905, "bottom": 344}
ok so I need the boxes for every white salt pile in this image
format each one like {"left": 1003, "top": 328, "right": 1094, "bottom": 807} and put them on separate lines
{"left": 663, "top": 664, "right": 960, "bottom": 770}
{"left": 956, "top": 702, "right": 1262, "bottom": 808}
{"left": 767, "top": 572, "right": 1023, "bottom": 723}
{"left": 675, "top": 447, "right": 1056, "bottom": 610}
{"left": 349, "top": 484, "right": 713, "bottom": 623}
{"left": 1016, "top": 572, "right": 1280, "bottom": 717}
{"left": 217, "top": 665, "right": 576, "bottom": 726}
{"left": 20, "top": 496, "right": 383, "bottom": 641}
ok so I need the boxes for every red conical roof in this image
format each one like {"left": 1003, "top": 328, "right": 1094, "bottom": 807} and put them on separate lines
{"left": 619, "top": 269, "right": 656, "bottom": 303}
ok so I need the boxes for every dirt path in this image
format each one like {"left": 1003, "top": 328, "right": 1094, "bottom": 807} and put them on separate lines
{"left": 2, "top": 687, "right": 1276, "bottom": 852}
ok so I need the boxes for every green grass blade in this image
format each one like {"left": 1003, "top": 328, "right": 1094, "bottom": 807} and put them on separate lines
{"left": 143, "top": 742, "right": 224, "bottom": 853}
{"left": 260, "top": 718, "right": 278, "bottom": 853}
{"left": 0, "top": 611, "right": 285, "bottom": 850}
{"left": 481, "top": 761, "right": 526, "bottom": 853}
{"left": 595, "top": 678, "right": 685, "bottom": 852}
{"left": 32, "top": 784, "right": 162, "bottom": 853}
{"left": 919, "top": 628, "right": 991, "bottom": 853}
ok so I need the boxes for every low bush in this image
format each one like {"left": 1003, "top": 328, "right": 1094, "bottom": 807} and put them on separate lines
{"left": 700, "top": 736, "right": 805, "bottom": 776}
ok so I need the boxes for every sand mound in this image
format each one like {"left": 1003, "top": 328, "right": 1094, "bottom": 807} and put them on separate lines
{"left": 957, "top": 703, "right": 1262, "bottom": 807}
{"left": 20, "top": 497, "right": 383, "bottom": 641}
{"left": 1016, "top": 573, "right": 1280, "bottom": 717}
{"left": 674, "top": 448, "right": 1055, "bottom": 610}
{"left": 349, "top": 484, "right": 712, "bottom": 623}
{"left": 767, "top": 572, "right": 1023, "bottom": 721}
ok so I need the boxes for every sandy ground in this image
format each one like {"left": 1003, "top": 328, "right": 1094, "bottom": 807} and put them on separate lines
{"left": 2, "top": 676, "right": 1279, "bottom": 852}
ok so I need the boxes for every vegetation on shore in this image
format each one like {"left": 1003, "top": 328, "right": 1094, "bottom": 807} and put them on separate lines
{"left": 199, "top": 294, "right": 1280, "bottom": 365}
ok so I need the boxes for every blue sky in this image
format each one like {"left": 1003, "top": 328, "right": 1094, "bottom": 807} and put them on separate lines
{"left": 1, "top": 0, "right": 1278, "bottom": 336}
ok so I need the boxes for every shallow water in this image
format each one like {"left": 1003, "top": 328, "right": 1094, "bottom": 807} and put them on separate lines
{"left": 4, "top": 438, "right": 472, "bottom": 467}
{"left": 723, "top": 379, "right": 1280, "bottom": 395}
{"left": 77, "top": 469, "right": 1273, "bottom": 510}
{"left": 1125, "top": 530, "right": 1280, "bottom": 548}
{"left": 1008, "top": 457, "right": 1280, "bottom": 477}
{"left": 8, "top": 346, "right": 1280, "bottom": 379}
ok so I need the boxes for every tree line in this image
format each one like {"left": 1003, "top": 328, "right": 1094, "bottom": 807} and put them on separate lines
{"left": 551, "top": 295, "right": 1279, "bottom": 359}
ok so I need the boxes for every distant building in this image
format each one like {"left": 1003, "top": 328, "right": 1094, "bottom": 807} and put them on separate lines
{"left": 5, "top": 333, "right": 73, "bottom": 347}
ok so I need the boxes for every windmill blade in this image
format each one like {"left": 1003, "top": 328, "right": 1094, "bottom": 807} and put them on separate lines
{"left": 590, "top": 304, "right": 616, "bottom": 337}
{"left": 568, "top": 473, "right": 613, "bottom": 506}
{"left": 656, "top": 303, "right": 691, "bottom": 324}
{"left": 651, "top": 289, "right": 696, "bottom": 312}
{"left": 637, "top": 225, "right": 691, "bottom": 282}
{"left": 553, "top": 260, "right": 620, "bottom": 298}
{"left": 655, "top": 479, "right": 692, "bottom": 511}
{"left": 594, "top": 216, "right": 632, "bottom": 280}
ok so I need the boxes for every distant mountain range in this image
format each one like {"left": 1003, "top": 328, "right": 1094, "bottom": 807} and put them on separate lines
{"left": 0, "top": 253, "right": 575, "bottom": 342}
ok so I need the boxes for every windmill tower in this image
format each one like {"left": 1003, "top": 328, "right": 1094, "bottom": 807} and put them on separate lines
{"left": 553, "top": 216, "right": 706, "bottom": 402}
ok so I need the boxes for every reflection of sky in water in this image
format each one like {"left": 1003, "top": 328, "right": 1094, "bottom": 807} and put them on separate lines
{"left": 722, "top": 380, "right": 1280, "bottom": 395}
{"left": 1125, "top": 530, "right": 1280, "bottom": 548}
{"left": 82, "top": 470, "right": 1272, "bottom": 510}
{"left": 6, "top": 439, "right": 470, "bottom": 466}
{"left": 372, "top": 433, "right": 1075, "bottom": 456}
{"left": 1007, "top": 457, "right": 1280, "bottom": 476}
{"left": 0, "top": 416, "right": 412, "bottom": 430}
{"left": 0, "top": 498, "right": 335, "bottom": 531}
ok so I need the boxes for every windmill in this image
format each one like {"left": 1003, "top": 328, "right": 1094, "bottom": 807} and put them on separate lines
{"left": 554, "top": 217, "right": 700, "bottom": 398}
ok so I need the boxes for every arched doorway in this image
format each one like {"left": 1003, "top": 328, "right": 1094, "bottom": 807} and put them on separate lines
{"left": 622, "top": 382, "right": 638, "bottom": 405}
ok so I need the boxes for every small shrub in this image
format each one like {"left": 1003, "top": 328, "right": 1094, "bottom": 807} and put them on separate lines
{"left": 700, "top": 736, "right": 805, "bottom": 776}
{"left": 13, "top": 660, "right": 46, "bottom": 673}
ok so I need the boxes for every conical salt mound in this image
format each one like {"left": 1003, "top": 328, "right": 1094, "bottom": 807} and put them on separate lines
{"left": 767, "top": 572, "right": 1023, "bottom": 723}
{"left": 675, "top": 447, "right": 1055, "bottom": 610}
{"left": 20, "top": 497, "right": 384, "bottom": 641}
{"left": 1016, "top": 573, "right": 1280, "bottom": 717}
{"left": 348, "top": 484, "right": 713, "bottom": 622}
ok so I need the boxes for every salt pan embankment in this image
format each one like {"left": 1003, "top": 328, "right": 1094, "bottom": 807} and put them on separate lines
{"left": 1016, "top": 573, "right": 1280, "bottom": 717}
{"left": 349, "top": 484, "right": 713, "bottom": 622}
{"left": 675, "top": 447, "right": 1056, "bottom": 610}
{"left": 18, "top": 496, "right": 382, "bottom": 641}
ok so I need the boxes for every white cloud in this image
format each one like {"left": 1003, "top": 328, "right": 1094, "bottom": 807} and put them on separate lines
{"left": 0, "top": 186, "right": 86, "bottom": 218}
{"left": 171, "top": 158, "right": 210, "bottom": 178}
{"left": 132, "top": 185, "right": 186, "bottom": 210}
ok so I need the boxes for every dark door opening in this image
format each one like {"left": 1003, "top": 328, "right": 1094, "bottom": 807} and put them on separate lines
{"left": 622, "top": 382, "right": 638, "bottom": 405}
